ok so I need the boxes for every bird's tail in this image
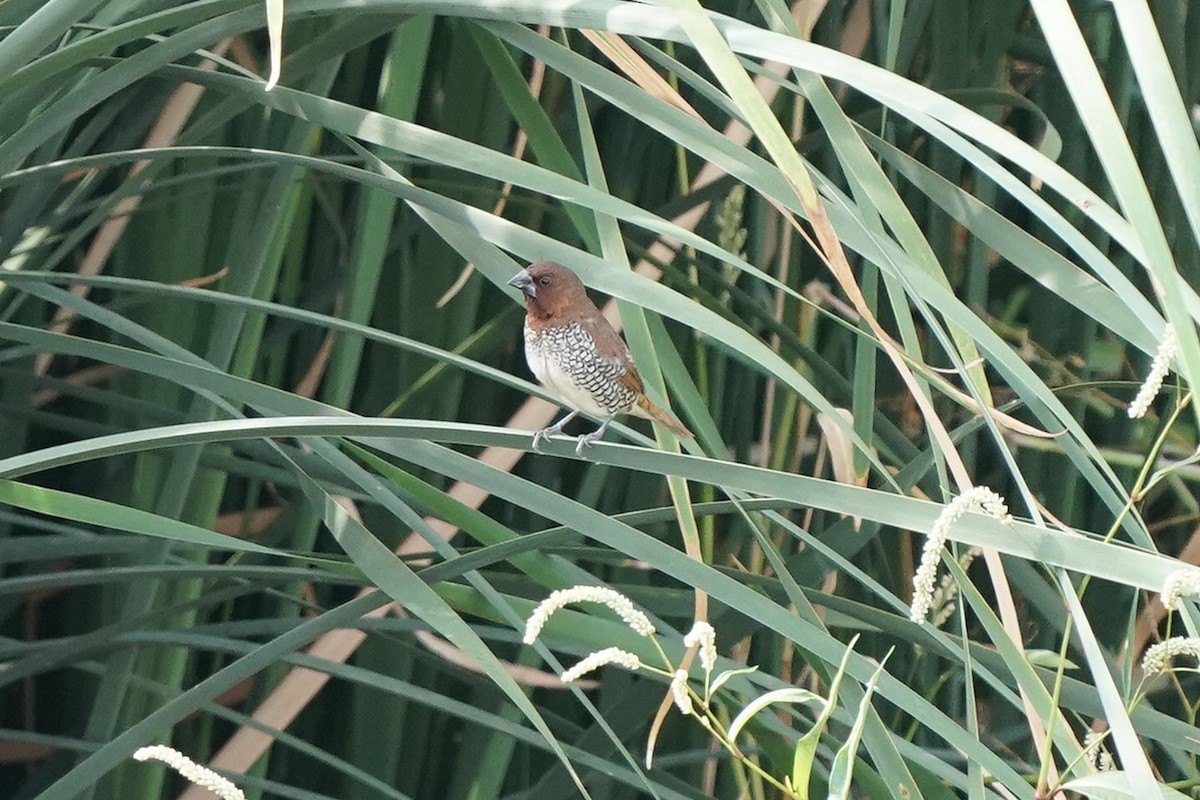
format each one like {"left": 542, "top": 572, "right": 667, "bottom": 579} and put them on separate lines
{"left": 635, "top": 395, "right": 693, "bottom": 439}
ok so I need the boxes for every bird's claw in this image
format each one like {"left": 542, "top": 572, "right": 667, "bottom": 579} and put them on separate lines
{"left": 530, "top": 411, "right": 579, "bottom": 454}
{"left": 574, "top": 429, "right": 604, "bottom": 456}
{"left": 530, "top": 412, "right": 607, "bottom": 456}
{"left": 531, "top": 428, "right": 594, "bottom": 456}
{"left": 532, "top": 423, "right": 567, "bottom": 453}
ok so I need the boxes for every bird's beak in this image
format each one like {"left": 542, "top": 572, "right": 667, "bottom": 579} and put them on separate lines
{"left": 507, "top": 269, "right": 535, "bottom": 298}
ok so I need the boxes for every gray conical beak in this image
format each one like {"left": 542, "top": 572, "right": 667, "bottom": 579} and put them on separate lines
{"left": 508, "top": 269, "right": 535, "bottom": 298}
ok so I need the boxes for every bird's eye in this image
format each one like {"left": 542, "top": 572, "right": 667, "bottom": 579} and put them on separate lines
{"left": 538, "top": 276, "right": 551, "bottom": 286}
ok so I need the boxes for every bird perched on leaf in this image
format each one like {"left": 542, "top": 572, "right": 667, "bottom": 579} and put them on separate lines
{"left": 508, "top": 261, "right": 692, "bottom": 455}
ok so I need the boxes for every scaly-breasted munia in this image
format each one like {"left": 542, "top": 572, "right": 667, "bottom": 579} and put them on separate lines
{"left": 508, "top": 261, "right": 696, "bottom": 453}
{"left": 508, "top": 261, "right": 692, "bottom": 454}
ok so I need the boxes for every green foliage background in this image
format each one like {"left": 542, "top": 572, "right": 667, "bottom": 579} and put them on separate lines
{"left": 2, "top": 1, "right": 1200, "bottom": 799}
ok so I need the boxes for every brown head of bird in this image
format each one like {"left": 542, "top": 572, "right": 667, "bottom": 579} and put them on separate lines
{"left": 506, "top": 261, "right": 590, "bottom": 322}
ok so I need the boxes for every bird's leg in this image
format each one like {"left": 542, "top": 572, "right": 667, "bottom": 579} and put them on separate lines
{"left": 574, "top": 415, "right": 615, "bottom": 456}
{"left": 532, "top": 410, "right": 579, "bottom": 452}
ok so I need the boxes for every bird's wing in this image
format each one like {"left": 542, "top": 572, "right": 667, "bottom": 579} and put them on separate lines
{"left": 618, "top": 367, "right": 645, "bottom": 395}
{"left": 582, "top": 315, "right": 645, "bottom": 394}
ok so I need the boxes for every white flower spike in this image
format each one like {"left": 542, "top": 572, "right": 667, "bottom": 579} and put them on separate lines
{"left": 524, "top": 585, "right": 655, "bottom": 644}
{"left": 683, "top": 621, "right": 717, "bottom": 672}
{"left": 1161, "top": 569, "right": 1200, "bottom": 612}
{"left": 670, "top": 669, "right": 693, "bottom": 715}
{"left": 1128, "top": 324, "right": 1178, "bottom": 419}
{"left": 1141, "top": 636, "right": 1200, "bottom": 675}
{"left": 560, "top": 647, "right": 641, "bottom": 683}
{"left": 133, "top": 746, "right": 246, "bottom": 800}
{"left": 911, "top": 487, "right": 1011, "bottom": 623}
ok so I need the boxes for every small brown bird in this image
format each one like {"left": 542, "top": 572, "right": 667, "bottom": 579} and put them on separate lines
{"left": 508, "top": 261, "right": 692, "bottom": 454}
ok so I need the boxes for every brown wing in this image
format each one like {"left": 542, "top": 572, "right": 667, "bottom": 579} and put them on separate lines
{"left": 619, "top": 367, "right": 645, "bottom": 395}
{"left": 581, "top": 315, "right": 644, "bottom": 394}
{"left": 582, "top": 312, "right": 692, "bottom": 438}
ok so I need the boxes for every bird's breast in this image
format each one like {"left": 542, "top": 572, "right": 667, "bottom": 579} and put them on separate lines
{"left": 524, "top": 321, "right": 636, "bottom": 417}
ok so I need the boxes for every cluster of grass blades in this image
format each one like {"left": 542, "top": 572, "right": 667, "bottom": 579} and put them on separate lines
{"left": 3, "top": 1, "right": 1200, "bottom": 799}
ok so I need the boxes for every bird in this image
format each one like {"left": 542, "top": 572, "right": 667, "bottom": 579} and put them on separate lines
{"left": 507, "top": 261, "right": 692, "bottom": 455}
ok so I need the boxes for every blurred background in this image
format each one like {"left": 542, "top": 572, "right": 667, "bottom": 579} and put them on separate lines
{"left": 2, "top": 2, "right": 1199, "bottom": 799}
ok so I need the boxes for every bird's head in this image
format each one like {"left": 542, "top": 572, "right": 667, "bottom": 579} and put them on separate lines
{"left": 507, "top": 261, "right": 590, "bottom": 320}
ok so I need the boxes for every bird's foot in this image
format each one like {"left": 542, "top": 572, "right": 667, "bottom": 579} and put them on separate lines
{"left": 531, "top": 410, "right": 580, "bottom": 453}
{"left": 573, "top": 416, "right": 615, "bottom": 456}
{"left": 531, "top": 427, "right": 555, "bottom": 453}
{"left": 573, "top": 430, "right": 601, "bottom": 456}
